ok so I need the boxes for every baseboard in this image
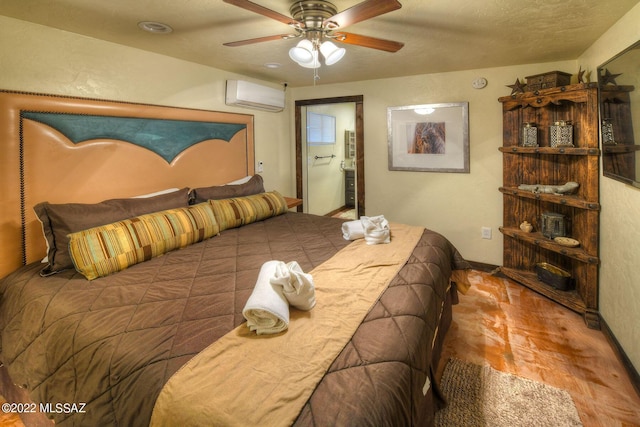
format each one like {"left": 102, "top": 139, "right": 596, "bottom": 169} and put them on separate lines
{"left": 599, "top": 315, "right": 640, "bottom": 398}
{"left": 466, "top": 260, "right": 500, "bottom": 273}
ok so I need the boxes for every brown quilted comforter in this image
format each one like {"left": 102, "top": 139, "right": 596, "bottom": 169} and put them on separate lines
{"left": 0, "top": 212, "right": 469, "bottom": 426}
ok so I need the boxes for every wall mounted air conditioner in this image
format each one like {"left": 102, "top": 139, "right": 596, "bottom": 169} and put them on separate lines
{"left": 225, "top": 80, "right": 285, "bottom": 112}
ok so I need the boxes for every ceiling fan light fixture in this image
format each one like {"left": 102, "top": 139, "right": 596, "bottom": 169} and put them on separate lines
{"left": 297, "top": 50, "right": 321, "bottom": 69}
{"left": 320, "top": 41, "right": 345, "bottom": 66}
{"left": 289, "top": 39, "right": 314, "bottom": 64}
{"left": 223, "top": 0, "right": 405, "bottom": 83}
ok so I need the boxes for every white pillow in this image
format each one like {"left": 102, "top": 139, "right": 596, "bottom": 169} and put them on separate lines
{"left": 132, "top": 188, "right": 180, "bottom": 198}
{"left": 225, "top": 176, "right": 253, "bottom": 185}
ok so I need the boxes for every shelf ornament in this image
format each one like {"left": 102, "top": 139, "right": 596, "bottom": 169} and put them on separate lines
{"left": 601, "top": 118, "right": 616, "bottom": 145}
{"left": 550, "top": 120, "right": 574, "bottom": 147}
{"left": 577, "top": 66, "right": 586, "bottom": 83}
{"left": 599, "top": 68, "right": 622, "bottom": 86}
{"left": 541, "top": 212, "right": 566, "bottom": 239}
{"left": 517, "top": 181, "right": 579, "bottom": 195}
{"left": 521, "top": 122, "right": 538, "bottom": 147}
{"left": 519, "top": 221, "right": 533, "bottom": 233}
{"left": 507, "top": 78, "right": 526, "bottom": 95}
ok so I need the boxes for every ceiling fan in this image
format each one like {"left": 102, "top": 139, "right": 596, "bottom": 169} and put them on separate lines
{"left": 222, "top": 0, "right": 404, "bottom": 70}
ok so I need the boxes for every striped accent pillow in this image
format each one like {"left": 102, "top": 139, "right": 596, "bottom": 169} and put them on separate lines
{"left": 68, "top": 202, "right": 219, "bottom": 280}
{"left": 209, "top": 191, "right": 288, "bottom": 231}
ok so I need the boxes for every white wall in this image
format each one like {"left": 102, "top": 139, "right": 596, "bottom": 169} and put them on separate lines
{"left": 292, "top": 60, "right": 576, "bottom": 266}
{"left": 0, "top": 15, "right": 294, "bottom": 197}
{"left": 579, "top": 2, "right": 640, "bottom": 373}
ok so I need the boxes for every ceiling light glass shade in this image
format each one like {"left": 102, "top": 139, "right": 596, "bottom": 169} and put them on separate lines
{"left": 297, "top": 50, "right": 321, "bottom": 69}
{"left": 289, "top": 39, "right": 314, "bottom": 64}
{"left": 319, "top": 41, "right": 346, "bottom": 66}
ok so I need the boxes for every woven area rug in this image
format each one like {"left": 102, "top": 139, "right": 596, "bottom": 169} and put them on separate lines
{"left": 435, "top": 358, "right": 583, "bottom": 427}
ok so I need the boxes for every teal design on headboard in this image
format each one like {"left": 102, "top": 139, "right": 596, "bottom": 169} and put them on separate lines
{"left": 22, "top": 112, "right": 247, "bottom": 163}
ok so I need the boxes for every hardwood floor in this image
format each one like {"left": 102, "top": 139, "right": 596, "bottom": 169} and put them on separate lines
{"left": 438, "top": 269, "right": 640, "bottom": 427}
{"left": 0, "top": 395, "right": 25, "bottom": 426}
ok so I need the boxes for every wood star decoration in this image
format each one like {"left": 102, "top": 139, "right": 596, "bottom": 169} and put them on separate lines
{"left": 600, "top": 68, "right": 622, "bottom": 85}
{"left": 507, "top": 78, "right": 526, "bottom": 95}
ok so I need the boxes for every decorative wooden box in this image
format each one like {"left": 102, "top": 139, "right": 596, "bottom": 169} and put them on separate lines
{"left": 536, "top": 262, "right": 574, "bottom": 291}
{"left": 525, "top": 71, "right": 572, "bottom": 91}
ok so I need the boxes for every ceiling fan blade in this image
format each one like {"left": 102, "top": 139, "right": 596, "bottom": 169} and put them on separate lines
{"left": 223, "top": 0, "right": 299, "bottom": 26}
{"left": 334, "top": 32, "right": 404, "bottom": 52}
{"left": 325, "top": 0, "right": 402, "bottom": 28}
{"left": 223, "top": 34, "right": 295, "bottom": 47}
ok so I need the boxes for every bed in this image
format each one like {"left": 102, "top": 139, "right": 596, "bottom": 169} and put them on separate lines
{"left": 0, "top": 90, "right": 470, "bottom": 427}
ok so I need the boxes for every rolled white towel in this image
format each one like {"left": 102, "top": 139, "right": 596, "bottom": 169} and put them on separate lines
{"left": 362, "top": 215, "right": 390, "bottom": 245}
{"left": 242, "top": 261, "right": 289, "bottom": 335}
{"left": 270, "top": 261, "right": 316, "bottom": 310}
{"left": 342, "top": 219, "right": 365, "bottom": 241}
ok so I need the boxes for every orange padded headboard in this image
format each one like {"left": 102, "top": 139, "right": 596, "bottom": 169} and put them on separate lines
{"left": 0, "top": 90, "right": 255, "bottom": 277}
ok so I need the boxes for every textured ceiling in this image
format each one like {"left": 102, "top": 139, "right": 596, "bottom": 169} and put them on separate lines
{"left": 0, "top": 0, "right": 637, "bottom": 87}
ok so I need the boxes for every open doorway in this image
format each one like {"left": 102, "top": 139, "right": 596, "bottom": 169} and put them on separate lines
{"left": 295, "top": 95, "right": 364, "bottom": 218}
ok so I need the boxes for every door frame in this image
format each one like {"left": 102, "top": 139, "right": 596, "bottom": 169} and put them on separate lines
{"left": 295, "top": 95, "right": 365, "bottom": 217}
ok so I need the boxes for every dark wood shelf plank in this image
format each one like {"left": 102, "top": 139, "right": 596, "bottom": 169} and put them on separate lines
{"left": 602, "top": 144, "right": 640, "bottom": 153}
{"left": 499, "top": 187, "right": 600, "bottom": 210}
{"left": 499, "top": 146, "right": 600, "bottom": 155}
{"left": 499, "top": 227, "right": 599, "bottom": 264}
{"left": 499, "top": 267, "right": 589, "bottom": 317}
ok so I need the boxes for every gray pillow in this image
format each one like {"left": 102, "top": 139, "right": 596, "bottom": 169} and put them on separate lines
{"left": 34, "top": 188, "right": 190, "bottom": 275}
{"left": 190, "top": 174, "right": 264, "bottom": 204}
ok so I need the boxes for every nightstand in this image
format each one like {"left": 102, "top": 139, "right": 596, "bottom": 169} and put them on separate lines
{"left": 284, "top": 197, "right": 303, "bottom": 209}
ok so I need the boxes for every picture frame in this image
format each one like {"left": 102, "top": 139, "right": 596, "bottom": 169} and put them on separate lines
{"left": 387, "top": 102, "right": 469, "bottom": 173}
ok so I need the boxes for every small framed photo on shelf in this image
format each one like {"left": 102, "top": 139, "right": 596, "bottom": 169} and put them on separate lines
{"left": 387, "top": 102, "right": 469, "bottom": 173}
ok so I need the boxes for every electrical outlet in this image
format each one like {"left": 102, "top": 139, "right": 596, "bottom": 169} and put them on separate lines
{"left": 257, "top": 161, "right": 264, "bottom": 173}
{"left": 481, "top": 227, "right": 492, "bottom": 239}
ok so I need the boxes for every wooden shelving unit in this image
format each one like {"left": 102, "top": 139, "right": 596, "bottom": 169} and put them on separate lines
{"left": 498, "top": 83, "right": 600, "bottom": 329}
{"left": 345, "top": 130, "right": 356, "bottom": 160}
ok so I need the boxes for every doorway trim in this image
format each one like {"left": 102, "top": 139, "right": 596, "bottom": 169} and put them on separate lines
{"left": 295, "top": 95, "right": 365, "bottom": 217}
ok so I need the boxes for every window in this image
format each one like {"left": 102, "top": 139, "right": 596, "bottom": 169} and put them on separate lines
{"left": 307, "top": 112, "right": 336, "bottom": 145}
